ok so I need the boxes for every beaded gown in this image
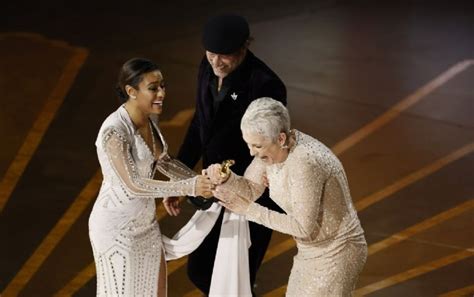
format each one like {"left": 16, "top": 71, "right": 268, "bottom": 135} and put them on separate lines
{"left": 88, "top": 106, "right": 197, "bottom": 296}
{"left": 222, "top": 130, "right": 367, "bottom": 296}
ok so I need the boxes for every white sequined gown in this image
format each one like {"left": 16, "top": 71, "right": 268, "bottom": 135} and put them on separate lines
{"left": 223, "top": 130, "right": 367, "bottom": 296}
{"left": 88, "top": 106, "right": 197, "bottom": 297}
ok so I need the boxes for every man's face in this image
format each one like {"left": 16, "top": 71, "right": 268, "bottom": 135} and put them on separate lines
{"left": 206, "top": 49, "right": 245, "bottom": 79}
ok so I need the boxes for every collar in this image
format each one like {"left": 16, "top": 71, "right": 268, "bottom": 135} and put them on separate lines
{"left": 119, "top": 105, "right": 140, "bottom": 135}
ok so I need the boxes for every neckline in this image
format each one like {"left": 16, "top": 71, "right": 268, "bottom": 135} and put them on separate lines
{"left": 120, "top": 105, "right": 140, "bottom": 134}
{"left": 120, "top": 105, "right": 167, "bottom": 160}
{"left": 134, "top": 121, "right": 156, "bottom": 159}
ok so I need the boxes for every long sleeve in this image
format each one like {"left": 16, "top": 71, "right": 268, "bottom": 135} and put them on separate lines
{"left": 155, "top": 155, "right": 197, "bottom": 181}
{"left": 245, "top": 157, "right": 327, "bottom": 238}
{"left": 103, "top": 129, "right": 197, "bottom": 198}
{"left": 219, "top": 157, "right": 267, "bottom": 202}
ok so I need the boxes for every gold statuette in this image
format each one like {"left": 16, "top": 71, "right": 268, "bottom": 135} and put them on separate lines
{"left": 219, "top": 159, "right": 235, "bottom": 178}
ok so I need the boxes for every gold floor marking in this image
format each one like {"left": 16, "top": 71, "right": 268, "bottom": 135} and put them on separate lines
{"left": 263, "top": 285, "right": 287, "bottom": 297}
{"left": 356, "top": 142, "right": 474, "bottom": 212}
{"left": 182, "top": 289, "right": 203, "bottom": 297}
{"left": 354, "top": 248, "right": 474, "bottom": 296}
{"left": 0, "top": 32, "right": 79, "bottom": 48}
{"left": 262, "top": 237, "right": 297, "bottom": 263}
{"left": 167, "top": 257, "right": 187, "bottom": 275}
{"left": 0, "top": 44, "right": 88, "bottom": 212}
{"left": 332, "top": 59, "right": 473, "bottom": 155}
{"left": 2, "top": 170, "right": 102, "bottom": 297}
{"left": 438, "top": 284, "right": 474, "bottom": 297}
{"left": 53, "top": 262, "right": 96, "bottom": 297}
{"left": 368, "top": 199, "right": 474, "bottom": 256}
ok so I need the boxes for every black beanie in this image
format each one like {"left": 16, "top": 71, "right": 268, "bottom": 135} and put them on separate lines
{"left": 202, "top": 14, "right": 250, "bottom": 54}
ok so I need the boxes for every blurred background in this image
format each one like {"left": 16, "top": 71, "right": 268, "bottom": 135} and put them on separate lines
{"left": 1, "top": 0, "right": 473, "bottom": 296}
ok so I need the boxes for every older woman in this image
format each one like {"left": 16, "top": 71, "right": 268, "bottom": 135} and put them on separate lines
{"left": 206, "top": 97, "right": 367, "bottom": 296}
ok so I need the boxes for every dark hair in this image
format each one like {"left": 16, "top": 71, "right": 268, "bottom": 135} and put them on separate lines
{"left": 115, "top": 58, "right": 160, "bottom": 103}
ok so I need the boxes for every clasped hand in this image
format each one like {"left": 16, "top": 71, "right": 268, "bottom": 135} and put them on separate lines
{"left": 164, "top": 163, "right": 251, "bottom": 216}
{"left": 203, "top": 163, "right": 251, "bottom": 215}
{"left": 163, "top": 174, "right": 213, "bottom": 217}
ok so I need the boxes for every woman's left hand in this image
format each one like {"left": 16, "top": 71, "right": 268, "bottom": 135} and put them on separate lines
{"left": 212, "top": 187, "right": 251, "bottom": 215}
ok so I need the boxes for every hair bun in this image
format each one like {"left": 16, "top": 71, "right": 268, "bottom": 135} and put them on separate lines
{"left": 115, "top": 86, "right": 128, "bottom": 102}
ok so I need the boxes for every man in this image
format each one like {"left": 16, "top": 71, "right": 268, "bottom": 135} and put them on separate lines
{"left": 165, "top": 14, "right": 287, "bottom": 295}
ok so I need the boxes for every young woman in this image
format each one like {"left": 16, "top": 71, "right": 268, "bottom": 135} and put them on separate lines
{"left": 88, "top": 58, "right": 212, "bottom": 296}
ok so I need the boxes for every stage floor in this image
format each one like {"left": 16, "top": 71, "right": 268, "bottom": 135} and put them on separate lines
{"left": 1, "top": 0, "right": 473, "bottom": 296}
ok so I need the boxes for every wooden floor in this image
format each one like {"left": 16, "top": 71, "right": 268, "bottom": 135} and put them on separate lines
{"left": 1, "top": 0, "right": 473, "bottom": 296}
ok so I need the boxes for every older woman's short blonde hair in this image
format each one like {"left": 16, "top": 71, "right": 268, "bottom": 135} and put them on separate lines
{"left": 241, "top": 97, "right": 290, "bottom": 142}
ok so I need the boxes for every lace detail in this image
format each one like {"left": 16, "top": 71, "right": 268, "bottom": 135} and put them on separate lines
{"left": 155, "top": 154, "right": 197, "bottom": 181}
{"left": 102, "top": 128, "right": 196, "bottom": 199}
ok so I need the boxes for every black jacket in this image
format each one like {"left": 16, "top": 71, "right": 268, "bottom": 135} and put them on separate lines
{"left": 178, "top": 51, "right": 287, "bottom": 178}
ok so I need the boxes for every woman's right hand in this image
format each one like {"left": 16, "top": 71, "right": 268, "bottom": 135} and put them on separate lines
{"left": 204, "top": 164, "right": 230, "bottom": 185}
{"left": 194, "top": 175, "right": 214, "bottom": 198}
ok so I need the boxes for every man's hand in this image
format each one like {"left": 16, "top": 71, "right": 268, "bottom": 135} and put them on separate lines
{"left": 163, "top": 197, "right": 181, "bottom": 216}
